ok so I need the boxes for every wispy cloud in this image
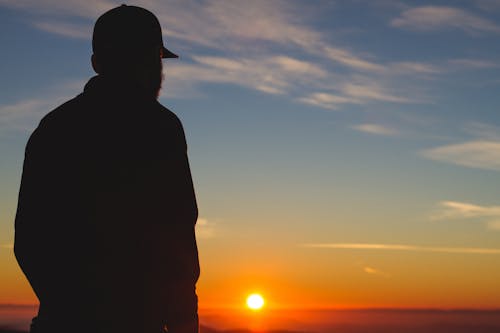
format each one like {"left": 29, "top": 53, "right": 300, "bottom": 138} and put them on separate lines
{"left": 1, "top": 243, "right": 13, "bottom": 250}
{"left": 319, "top": 48, "right": 441, "bottom": 76}
{"left": 431, "top": 201, "right": 500, "bottom": 231}
{"left": 352, "top": 123, "right": 398, "bottom": 136}
{"left": 0, "top": 0, "right": 322, "bottom": 50}
{"left": 296, "top": 75, "right": 416, "bottom": 111}
{"left": 166, "top": 55, "right": 327, "bottom": 97}
{"left": 432, "top": 201, "right": 500, "bottom": 219}
{"left": 301, "top": 243, "right": 500, "bottom": 254}
{"left": 364, "top": 266, "right": 391, "bottom": 278}
{"left": 0, "top": 98, "right": 54, "bottom": 133}
{"left": 196, "top": 218, "right": 216, "bottom": 239}
{"left": 0, "top": 80, "right": 84, "bottom": 133}
{"left": 297, "top": 93, "right": 358, "bottom": 110}
{"left": 33, "top": 21, "right": 91, "bottom": 39}
{"left": 390, "top": 62, "right": 442, "bottom": 75}
{"left": 340, "top": 83, "right": 412, "bottom": 103}
{"left": 421, "top": 140, "right": 500, "bottom": 171}
{"left": 391, "top": 6, "right": 500, "bottom": 34}
{"left": 0, "top": 0, "right": 115, "bottom": 20}
{"left": 323, "top": 46, "right": 385, "bottom": 73}
{"left": 449, "top": 58, "right": 500, "bottom": 69}
{"left": 489, "top": 221, "right": 500, "bottom": 230}
{"left": 0, "top": 0, "right": 435, "bottom": 110}
{"left": 193, "top": 0, "right": 322, "bottom": 48}
{"left": 463, "top": 122, "right": 500, "bottom": 140}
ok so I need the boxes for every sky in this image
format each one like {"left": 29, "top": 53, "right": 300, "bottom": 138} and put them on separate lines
{"left": 2, "top": 0, "right": 500, "bottom": 320}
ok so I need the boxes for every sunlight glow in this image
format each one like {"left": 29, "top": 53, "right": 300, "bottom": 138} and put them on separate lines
{"left": 246, "top": 293, "right": 265, "bottom": 310}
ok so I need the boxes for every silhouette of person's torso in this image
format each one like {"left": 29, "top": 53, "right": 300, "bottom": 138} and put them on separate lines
{"left": 15, "top": 75, "right": 199, "bottom": 333}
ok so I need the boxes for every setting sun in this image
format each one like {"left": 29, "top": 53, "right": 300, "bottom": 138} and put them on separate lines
{"left": 246, "top": 293, "right": 265, "bottom": 311}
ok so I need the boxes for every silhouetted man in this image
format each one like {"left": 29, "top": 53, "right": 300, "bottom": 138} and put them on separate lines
{"left": 14, "top": 5, "right": 199, "bottom": 333}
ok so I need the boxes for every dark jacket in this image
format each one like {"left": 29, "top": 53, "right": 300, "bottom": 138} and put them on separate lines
{"left": 14, "top": 75, "right": 199, "bottom": 333}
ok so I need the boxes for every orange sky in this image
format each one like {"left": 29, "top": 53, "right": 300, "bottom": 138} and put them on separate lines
{"left": 3, "top": 233, "right": 500, "bottom": 310}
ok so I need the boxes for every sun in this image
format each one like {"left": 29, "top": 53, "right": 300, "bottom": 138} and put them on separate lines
{"left": 246, "top": 293, "right": 265, "bottom": 311}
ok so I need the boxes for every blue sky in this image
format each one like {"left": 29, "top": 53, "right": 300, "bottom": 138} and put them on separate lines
{"left": 2, "top": 0, "right": 500, "bottom": 308}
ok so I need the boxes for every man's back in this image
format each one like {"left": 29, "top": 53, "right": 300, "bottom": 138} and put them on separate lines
{"left": 14, "top": 75, "right": 200, "bottom": 332}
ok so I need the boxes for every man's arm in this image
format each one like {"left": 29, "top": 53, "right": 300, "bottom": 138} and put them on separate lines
{"left": 14, "top": 128, "right": 56, "bottom": 301}
{"left": 165, "top": 119, "right": 200, "bottom": 333}
{"left": 146, "top": 111, "right": 200, "bottom": 332}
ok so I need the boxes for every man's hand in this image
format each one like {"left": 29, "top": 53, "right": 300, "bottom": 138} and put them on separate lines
{"left": 167, "top": 317, "right": 199, "bottom": 333}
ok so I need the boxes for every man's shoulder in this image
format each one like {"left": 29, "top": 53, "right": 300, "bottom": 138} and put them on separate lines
{"left": 38, "top": 94, "right": 86, "bottom": 130}
{"left": 154, "top": 101, "right": 186, "bottom": 135}
{"left": 155, "top": 102, "right": 183, "bottom": 126}
{"left": 27, "top": 94, "right": 86, "bottom": 149}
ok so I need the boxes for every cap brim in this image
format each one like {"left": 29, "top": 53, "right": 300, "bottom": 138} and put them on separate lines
{"left": 162, "top": 46, "right": 178, "bottom": 58}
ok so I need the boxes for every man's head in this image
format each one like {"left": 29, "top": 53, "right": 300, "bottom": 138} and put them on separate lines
{"left": 91, "top": 5, "right": 177, "bottom": 98}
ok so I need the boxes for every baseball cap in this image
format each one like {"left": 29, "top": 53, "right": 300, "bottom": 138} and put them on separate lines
{"left": 92, "top": 4, "right": 178, "bottom": 59}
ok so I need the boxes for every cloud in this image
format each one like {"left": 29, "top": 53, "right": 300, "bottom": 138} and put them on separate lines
{"left": 0, "top": 0, "right": 435, "bottom": 111}
{"left": 322, "top": 46, "right": 385, "bottom": 73}
{"left": 196, "top": 218, "right": 216, "bottom": 239}
{"left": 422, "top": 122, "right": 500, "bottom": 171}
{"left": 0, "top": 0, "right": 115, "bottom": 19}
{"left": 431, "top": 201, "right": 500, "bottom": 219}
{"left": 301, "top": 243, "right": 500, "bottom": 254}
{"left": 297, "top": 93, "right": 358, "bottom": 110}
{"left": 0, "top": 98, "right": 54, "bottom": 133}
{"left": 0, "top": 80, "right": 84, "bottom": 134}
{"left": 271, "top": 56, "right": 327, "bottom": 77}
{"left": 352, "top": 123, "right": 398, "bottom": 136}
{"left": 431, "top": 201, "right": 500, "bottom": 231}
{"left": 464, "top": 123, "right": 500, "bottom": 141}
{"left": 488, "top": 221, "right": 500, "bottom": 230}
{"left": 421, "top": 140, "right": 500, "bottom": 171}
{"left": 33, "top": 21, "right": 91, "bottom": 39}
{"left": 296, "top": 73, "right": 417, "bottom": 110}
{"left": 166, "top": 55, "right": 327, "bottom": 97}
{"left": 0, "top": 0, "right": 322, "bottom": 49}
{"left": 449, "top": 58, "right": 500, "bottom": 69}
{"left": 191, "top": 55, "right": 327, "bottom": 79}
{"left": 389, "top": 62, "right": 442, "bottom": 75}
{"left": 340, "top": 83, "right": 412, "bottom": 103}
{"left": 391, "top": 6, "right": 500, "bottom": 34}
{"left": 167, "top": 54, "right": 424, "bottom": 108}
{"left": 195, "top": 0, "right": 322, "bottom": 48}
{"left": 364, "top": 266, "right": 391, "bottom": 278}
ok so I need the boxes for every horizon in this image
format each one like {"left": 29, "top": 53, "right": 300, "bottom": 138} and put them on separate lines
{"left": 4, "top": 303, "right": 500, "bottom": 311}
{"left": 2, "top": 305, "right": 500, "bottom": 332}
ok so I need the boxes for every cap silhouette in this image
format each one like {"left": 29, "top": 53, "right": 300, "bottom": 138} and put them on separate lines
{"left": 92, "top": 4, "right": 178, "bottom": 59}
